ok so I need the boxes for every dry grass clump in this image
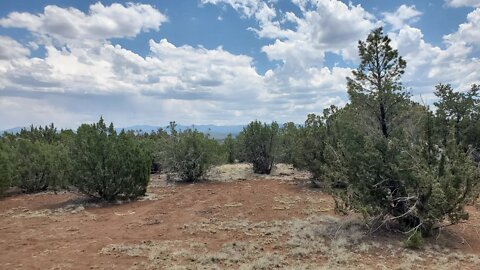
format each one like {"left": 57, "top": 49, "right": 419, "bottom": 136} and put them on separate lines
{"left": 238, "top": 253, "right": 286, "bottom": 269}
{"left": 102, "top": 215, "right": 371, "bottom": 269}
{"left": 101, "top": 243, "right": 145, "bottom": 257}
{"left": 204, "top": 163, "right": 310, "bottom": 183}
{"left": 1, "top": 205, "right": 86, "bottom": 219}
{"left": 100, "top": 213, "right": 480, "bottom": 269}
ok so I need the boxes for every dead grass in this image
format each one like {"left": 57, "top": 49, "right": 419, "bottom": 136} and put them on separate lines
{"left": 98, "top": 211, "right": 480, "bottom": 269}
{"left": 2, "top": 164, "right": 480, "bottom": 269}
{"left": 1, "top": 205, "right": 86, "bottom": 219}
{"left": 205, "top": 163, "right": 311, "bottom": 183}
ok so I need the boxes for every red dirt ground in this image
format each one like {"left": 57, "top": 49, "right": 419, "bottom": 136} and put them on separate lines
{"left": 0, "top": 171, "right": 479, "bottom": 269}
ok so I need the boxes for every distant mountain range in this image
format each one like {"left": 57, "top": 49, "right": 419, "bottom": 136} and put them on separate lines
{"left": 1, "top": 127, "right": 23, "bottom": 134}
{"left": 1, "top": 124, "right": 245, "bottom": 140}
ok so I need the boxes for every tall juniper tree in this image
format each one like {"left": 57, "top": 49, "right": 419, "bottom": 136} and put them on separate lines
{"left": 434, "top": 83, "right": 480, "bottom": 161}
{"left": 330, "top": 27, "right": 479, "bottom": 238}
{"left": 347, "top": 27, "right": 408, "bottom": 139}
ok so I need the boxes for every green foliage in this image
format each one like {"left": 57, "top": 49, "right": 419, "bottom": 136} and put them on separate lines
{"left": 71, "top": 118, "right": 150, "bottom": 201}
{"left": 18, "top": 124, "right": 59, "bottom": 143}
{"left": 294, "top": 112, "right": 328, "bottom": 177}
{"left": 239, "top": 121, "right": 279, "bottom": 174}
{"left": 276, "top": 122, "right": 300, "bottom": 165}
{"left": 0, "top": 139, "right": 12, "bottom": 194}
{"left": 434, "top": 83, "right": 480, "bottom": 161}
{"left": 135, "top": 128, "right": 169, "bottom": 173}
{"left": 321, "top": 27, "right": 480, "bottom": 235}
{"left": 405, "top": 230, "right": 423, "bottom": 249}
{"left": 162, "top": 122, "right": 221, "bottom": 182}
{"left": 1, "top": 124, "right": 72, "bottom": 193}
{"left": 285, "top": 107, "right": 348, "bottom": 188}
{"left": 223, "top": 133, "right": 236, "bottom": 164}
{"left": 12, "top": 139, "right": 70, "bottom": 193}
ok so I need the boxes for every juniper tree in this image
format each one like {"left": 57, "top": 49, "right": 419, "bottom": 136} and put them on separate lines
{"left": 12, "top": 139, "right": 70, "bottom": 193}
{"left": 329, "top": 27, "right": 480, "bottom": 236}
{"left": 223, "top": 133, "right": 236, "bottom": 164}
{"left": 4, "top": 124, "right": 72, "bottom": 193}
{"left": 276, "top": 122, "right": 300, "bottom": 165}
{"left": 0, "top": 139, "right": 11, "bottom": 194}
{"left": 161, "top": 122, "right": 221, "bottom": 182}
{"left": 347, "top": 27, "right": 408, "bottom": 139}
{"left": 434, "top": 83, "right": 480, "bottom": 161}
{"left": 240, "top": 121, "right": 279, "bottom": 174}
{"left": 71, "top": 118, "right": 150, "bottom": 200}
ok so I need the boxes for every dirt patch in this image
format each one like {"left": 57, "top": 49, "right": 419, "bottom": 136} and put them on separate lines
{"left": 205, "top": 163, "right": 311, "bottom": 183}
{"left": 0, "top": 164, "right": 479, "bottom": 269}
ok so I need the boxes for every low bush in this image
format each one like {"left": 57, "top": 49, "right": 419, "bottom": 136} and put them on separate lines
{"left": 162, "top": 123, "right": 220, "bottom": 182}
{"left": 223, "top": 133, "right": 236, "bottom": 164}
{"left": 239, "top": 121, "right": 279, "bottom": 174}
{"left": 0, "top": 139, "right": 12, "bottom": 194}
{"left": 71, "top": 118, "right": 150, "bottom": 201}
{"left": 12, "top": 139, "right": 70, "bottom": 193}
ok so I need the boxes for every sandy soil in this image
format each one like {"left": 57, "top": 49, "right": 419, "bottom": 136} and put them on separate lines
{"left": 0, "top": 163, "right": 479, "bottom": 269}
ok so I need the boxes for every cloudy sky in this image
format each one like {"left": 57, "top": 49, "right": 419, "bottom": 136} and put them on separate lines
{"left": 0, "top": 0, "right": 479, "bottom": 130}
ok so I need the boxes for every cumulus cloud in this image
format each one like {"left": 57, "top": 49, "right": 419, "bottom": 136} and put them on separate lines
{"left": 1, "top": 1, "right": 479, "bottom": 129}
{"left": 444, "top": 8, "right": 480, "bottom": 48}
{"left": 0, "top": 31, "right": 275, "bottom": 128}
{"left": 0, "top": 36, "right": 30, "bottom": 60}
{"left": 388, "top": 6, "right": 480, "bottom": 96}
{"left": 197, "top": 0, "right": 369, "bottom": 127}
{"left": 390, "top": 25, "right": 479, "bottom": 97}
{"left": 0, "top": 2, "right": 167, "bottom": 46}
{"left": 382, "top": 5, "right": 422, "bottom": 30}
{"left": 202, "top": 0, "right": 376, "bottom": 107}
{"left": 0, "top": 39, "right": 263, "bottom": 98}
{"left": 206, "top": 0, "right": 479, "bottom": 108}
{"left": 201, "top": 0, "right": 264, "bottom": 18}
{"left": 445, "top": 0, "right": 480, "bottom": 8}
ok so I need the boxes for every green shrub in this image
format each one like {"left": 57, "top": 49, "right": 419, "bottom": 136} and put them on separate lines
{"left": 12, "top": 139, "right": 70, "bottom": 193}
{"left": 276, "top": 122, "right": 300, "bottom": 165}
{"left": 162, "top": 123, "right": 220, "bottom": 182}
{"left": 4, "top": 124, "right": 72, "bottom": 193}
{"left": 283, "top": 108, "right": 349, "bottom": 189}
{"left": 292, "top": 114, "right": 328, "bottom": 178}
{"left": 405, "top": 230, "right": 423, "bottom": 249}
{"left": 239, "top": 121, "right": 279, "bottom": 174}
{"left": 71, "top": 118, "right": 150, "bottom": 201}
{"left": 0, "top": 139, "right": 12, "bottom": 194}
{"left": 321, "top": 28, "right": 480, "bottom": 236}
{"left": 223, "top": 133, "right": 236, "bottom": 164}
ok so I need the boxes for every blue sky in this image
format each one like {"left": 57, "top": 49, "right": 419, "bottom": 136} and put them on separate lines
{"left": 0, "top": 0, "right": 479, "bottom": 129}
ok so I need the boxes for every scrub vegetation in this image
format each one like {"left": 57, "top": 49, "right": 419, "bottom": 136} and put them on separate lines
{"left": 1, "top": 28, "right": 479, "bottom": 269}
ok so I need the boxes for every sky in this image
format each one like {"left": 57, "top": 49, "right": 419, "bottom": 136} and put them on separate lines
{"left": 0, "top": 0, "right": 479, "bottom": 130}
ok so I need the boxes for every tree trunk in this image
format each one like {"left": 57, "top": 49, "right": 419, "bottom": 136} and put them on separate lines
{"left": 380, "top": 103, "right": 388, "bottom": 138}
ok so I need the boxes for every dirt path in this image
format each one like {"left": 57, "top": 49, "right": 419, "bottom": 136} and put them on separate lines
{"left": 1, "top": 165, "right": 479, "bottom": 269}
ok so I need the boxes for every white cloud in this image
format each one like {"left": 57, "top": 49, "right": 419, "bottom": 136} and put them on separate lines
{"left": 0, "top": 3, "right": 167, "bottom": 46}
{"left": 201, "top": 0, "right": 262, "bottom": 18}
{"left": 391, "top": 6, "right": 480, "bottom": 95}
{"left": 0, "top": 36, "right": 30, "bottom": 60}
{"left": 382, "top": 5, "right": 422, "bottom": 30}
{"left": 203, "top": 0, "right": 378, "bottom": 62}
{"left": 444, "top": 8, "right": 480, "bottom": 48}
{"left": 1, "top": 1, "right": 479, "bottom": 129}
{"left": 390, "top": 25, "right": 480, "bottom": 96}
{"left": 1, "top": 38, "right": 263, "bottom": 97}
{"left": 445, "top": 0, "right": 480, "bottom": 7}
{"left": 145, "top": 39, "right": 264, "bottom": 100}
{"left": 0, "top": 34, "right": 278, "bottom": 128}
{"left": 200, "top": 0, "right": 364, "bottom": 122}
